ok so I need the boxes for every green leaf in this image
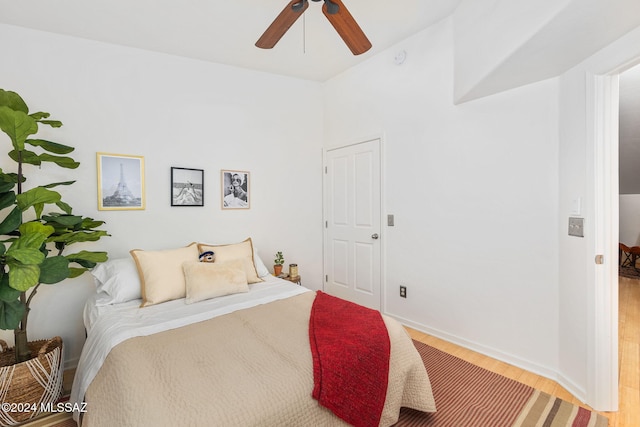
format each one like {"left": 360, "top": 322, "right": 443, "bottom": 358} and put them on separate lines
{"left": 9, "top": 149, "right": 41, "bottom": 166}
{"left": 42, "top": 214, "right": 83, "bottom": 227}
{"left": 0, "top": 106, "right": 38, "bottom": 151}
{"left": 0, "top": 299, "right": 24, "bottom": 330}
{"left": 36, "top": 120, "right": 62, "bottom": 128}
{"left": 49, "top": 230, "right": 110, "bottom": 245}
{"left": 0, "top": 191, "right": 16, "bottom": 211}
{"left": 67, "top": 250, "right": 108, "bottom": 264}
{"left": 28, "top": 111, "right": 49, "bottom": 120}
{"left": 37, "top": 153, "right": 80, "bottom": 169}
{"left": 0, "top": 274, "right": 19, "bottom": 302}
{"left": 66, "top": 250, "right": 108, "bottom": 269}
{"left": 25, "top": 139, "right": 73, "bottom": 154}
{"left": 8, "top": 263, "right": 40, "bottom": 291}
{"left": 7, "top": 227, "right": 51, "bottom": 264}
{"left": 16, "top": 187, "right": 61, "bottom": 212}
{"left": 0, "top": 90, "right": 28, "bottom": 114}
{"left": 8, "top": 150, "right": 79, "bottom": 169}
{"left": 7, "top": 247, "right": 45, "bottom": 265}
{"left": 19, "top": 221, "right": 55, "bottom": 240}
{"left": 55, "top": 200, "right": 72, "bottom": 214}
{"left": 81, "top": 217, "right": 106, "bottom": 229}
{"left": 68, "top": 267, "right": 86, "bottom": 279}
{"left": 0, "top": 172, "right": 22, "bottom": 187}
{"left": 42, "top": 180, "right": 75, "bottom": 189}
{"left": 39, "top": 256, "right": 70, "bottom": 284}
{"left": 0, "top": 207, "right": 22, "bottom": 235}
{"left": 0, "top": 180, "right": 14, "bottom": 193}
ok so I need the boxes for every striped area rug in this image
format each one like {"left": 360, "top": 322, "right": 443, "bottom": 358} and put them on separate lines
{"left": 395, "top": 341, "right": 608, "bottom": 426}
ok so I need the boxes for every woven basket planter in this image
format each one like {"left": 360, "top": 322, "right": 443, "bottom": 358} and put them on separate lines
{"left": 0, "top": 336, "right": 64, "bottom": 426}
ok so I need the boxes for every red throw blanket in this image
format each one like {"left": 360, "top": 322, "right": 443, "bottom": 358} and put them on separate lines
{"left": 309, "top": 291, "right": 391, "bottom": 427}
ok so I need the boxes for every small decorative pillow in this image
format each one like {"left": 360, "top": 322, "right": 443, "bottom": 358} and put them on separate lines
{"left": 199, "top": 251, "right": 215, "bottom": 262}
{"left": 183, "top": 259, "right": 249, "bottom": 304}
{"left": 197, "top": 238, "right": 263, "bottom": 284}
{"left": 131, "top": 243, "right": 200, "bottom": 307}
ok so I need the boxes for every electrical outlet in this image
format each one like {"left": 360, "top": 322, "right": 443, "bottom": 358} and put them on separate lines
{"left": 400, "top": 285, "right": 407, "bottom": 298}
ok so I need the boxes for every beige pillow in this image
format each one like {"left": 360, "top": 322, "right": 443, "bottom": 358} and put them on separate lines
{"left": 183, "top": 259, "right": 249, "bottom": 304}
{"left": 197, "top": 238, "right": 263, "bottom": 284}
{"left": 131, "top": 243, "right": 199, "bottom": 307}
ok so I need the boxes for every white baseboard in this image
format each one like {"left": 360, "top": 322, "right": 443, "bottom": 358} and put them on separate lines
{"left": 389, "top": 314, "right": 588, "bottom": 405}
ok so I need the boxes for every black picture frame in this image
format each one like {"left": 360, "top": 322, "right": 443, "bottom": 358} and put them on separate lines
{"left": 171, "top": 167, "right": 204, "bottom": 206}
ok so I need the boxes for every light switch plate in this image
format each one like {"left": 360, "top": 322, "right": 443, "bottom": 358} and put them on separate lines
{"left": 568, "top": 217, "right": 584, "bottom": 237}
{"left": 387, "top": 214, "right": 394, "bottom": 226}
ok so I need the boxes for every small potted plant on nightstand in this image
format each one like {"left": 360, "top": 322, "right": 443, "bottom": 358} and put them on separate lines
{"left": 274, "top": 251, "right": 284, "bottom": 276}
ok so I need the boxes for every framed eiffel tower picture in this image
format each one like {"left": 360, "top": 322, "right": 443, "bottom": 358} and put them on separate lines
{"left": 97, "top": 153, "right": 146, "bottom": 210}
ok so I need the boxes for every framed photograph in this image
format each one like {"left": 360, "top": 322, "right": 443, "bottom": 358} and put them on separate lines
{"left": 171, "top": 167, "right": 204, "bottom": 206}
{"left": 97, "top": 153, "right": 145, "bottom": 210}
{"left": 221, "top": 170, "right": 250, "bottom": 209}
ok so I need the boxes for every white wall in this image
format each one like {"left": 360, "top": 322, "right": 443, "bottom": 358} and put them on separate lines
{"left": 0, "top": 24, "right": 324, "bottom": 368}
{"left": 453, "top": 0, "right": 640, "bottom": 103}
{"left": 323, "top": 19, "right": 561, "bottom": 378}
{"left": 453, "top": 0, "right": 569, "bottom": 102}
{"left": 620, "top": 195, "right": 640, "bottom": 246}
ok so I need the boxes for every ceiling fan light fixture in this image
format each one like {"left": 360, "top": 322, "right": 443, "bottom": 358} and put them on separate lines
{"left": 324, "top": 0, "right": 339, "bottom": 15}
{"left": 291, "top": 1, "right": 308, "bottom": 13}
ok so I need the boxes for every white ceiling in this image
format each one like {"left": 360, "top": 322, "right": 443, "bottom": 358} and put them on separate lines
{"left": 0, "top": 0, "right": 462, "bottom": 81}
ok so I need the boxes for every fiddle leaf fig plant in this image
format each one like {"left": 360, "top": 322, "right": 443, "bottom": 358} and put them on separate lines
{"left": 0, "top": 89, "right": 109, "bottom": 364}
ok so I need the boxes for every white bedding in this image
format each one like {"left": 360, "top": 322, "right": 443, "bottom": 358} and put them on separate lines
{"left": 70, "top": 275, "right": 309, "bottom": 418}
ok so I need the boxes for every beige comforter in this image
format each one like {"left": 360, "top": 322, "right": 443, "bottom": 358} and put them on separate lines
{"left": 82, "top": 292, "right": 436, "bottom": 426}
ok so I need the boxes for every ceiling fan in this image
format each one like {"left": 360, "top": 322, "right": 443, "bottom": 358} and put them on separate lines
{"left": 255, "top": 0, "right": 372, "bottom": 55}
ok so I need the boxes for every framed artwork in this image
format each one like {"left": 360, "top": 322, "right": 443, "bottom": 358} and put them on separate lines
{"left": 221, "top": 170, "right": 250, "bottom": 209}
{"left": 171, "top": 167, "right": 204, "bottom": 206}
{"left": 97, "top": 153, "right": 145, "bottom": 210}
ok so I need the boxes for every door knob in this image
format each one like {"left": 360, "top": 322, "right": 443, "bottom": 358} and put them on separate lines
{"left": 371, "top": 233, "right": 379, "bottom": 239}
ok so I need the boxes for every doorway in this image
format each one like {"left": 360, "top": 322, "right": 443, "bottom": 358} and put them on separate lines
{"left": 323, "top": 138, "right": 382, "bottom": 310}
{"left": 590, "top": 59, "right": 640, "bottom": 411}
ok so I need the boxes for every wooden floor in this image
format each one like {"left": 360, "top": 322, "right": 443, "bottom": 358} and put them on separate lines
{"left": 406, "top": 275, "right": 640, "bottom": 427}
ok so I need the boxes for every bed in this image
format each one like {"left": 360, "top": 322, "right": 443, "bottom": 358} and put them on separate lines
{"left": 70, "top": 240, "right": 436, "bottom": 426}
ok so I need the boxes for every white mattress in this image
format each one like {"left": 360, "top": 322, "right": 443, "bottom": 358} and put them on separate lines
{"left": 70, "top": 276, "right": 310, "bottom": 416}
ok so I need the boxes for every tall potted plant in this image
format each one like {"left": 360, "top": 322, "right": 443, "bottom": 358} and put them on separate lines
{"left": 0, "top": 89, "right": 109, "bottom": 424}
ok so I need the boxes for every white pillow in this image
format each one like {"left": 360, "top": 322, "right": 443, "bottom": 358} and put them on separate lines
{"left": 91, "top": 257, "right": 142, "bottom": 306}
{"left": 252, "top": 247, "right": 270, "bottom": 278}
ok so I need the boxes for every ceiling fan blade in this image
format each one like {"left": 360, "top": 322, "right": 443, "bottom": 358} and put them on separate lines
{"left": 256, "top": 0, "right": 309, "bottom": 49}
{"left": 322, "top": 0, "right": 371, "bottom": 55}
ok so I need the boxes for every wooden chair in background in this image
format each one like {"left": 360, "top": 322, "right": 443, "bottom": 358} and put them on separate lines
{"left": 619, "top": 243, "right": 640, "bottom": 269}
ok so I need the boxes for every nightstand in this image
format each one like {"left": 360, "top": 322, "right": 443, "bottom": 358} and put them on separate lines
{"left": 284, "top": 275, "right": 301, "bottom": 285}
